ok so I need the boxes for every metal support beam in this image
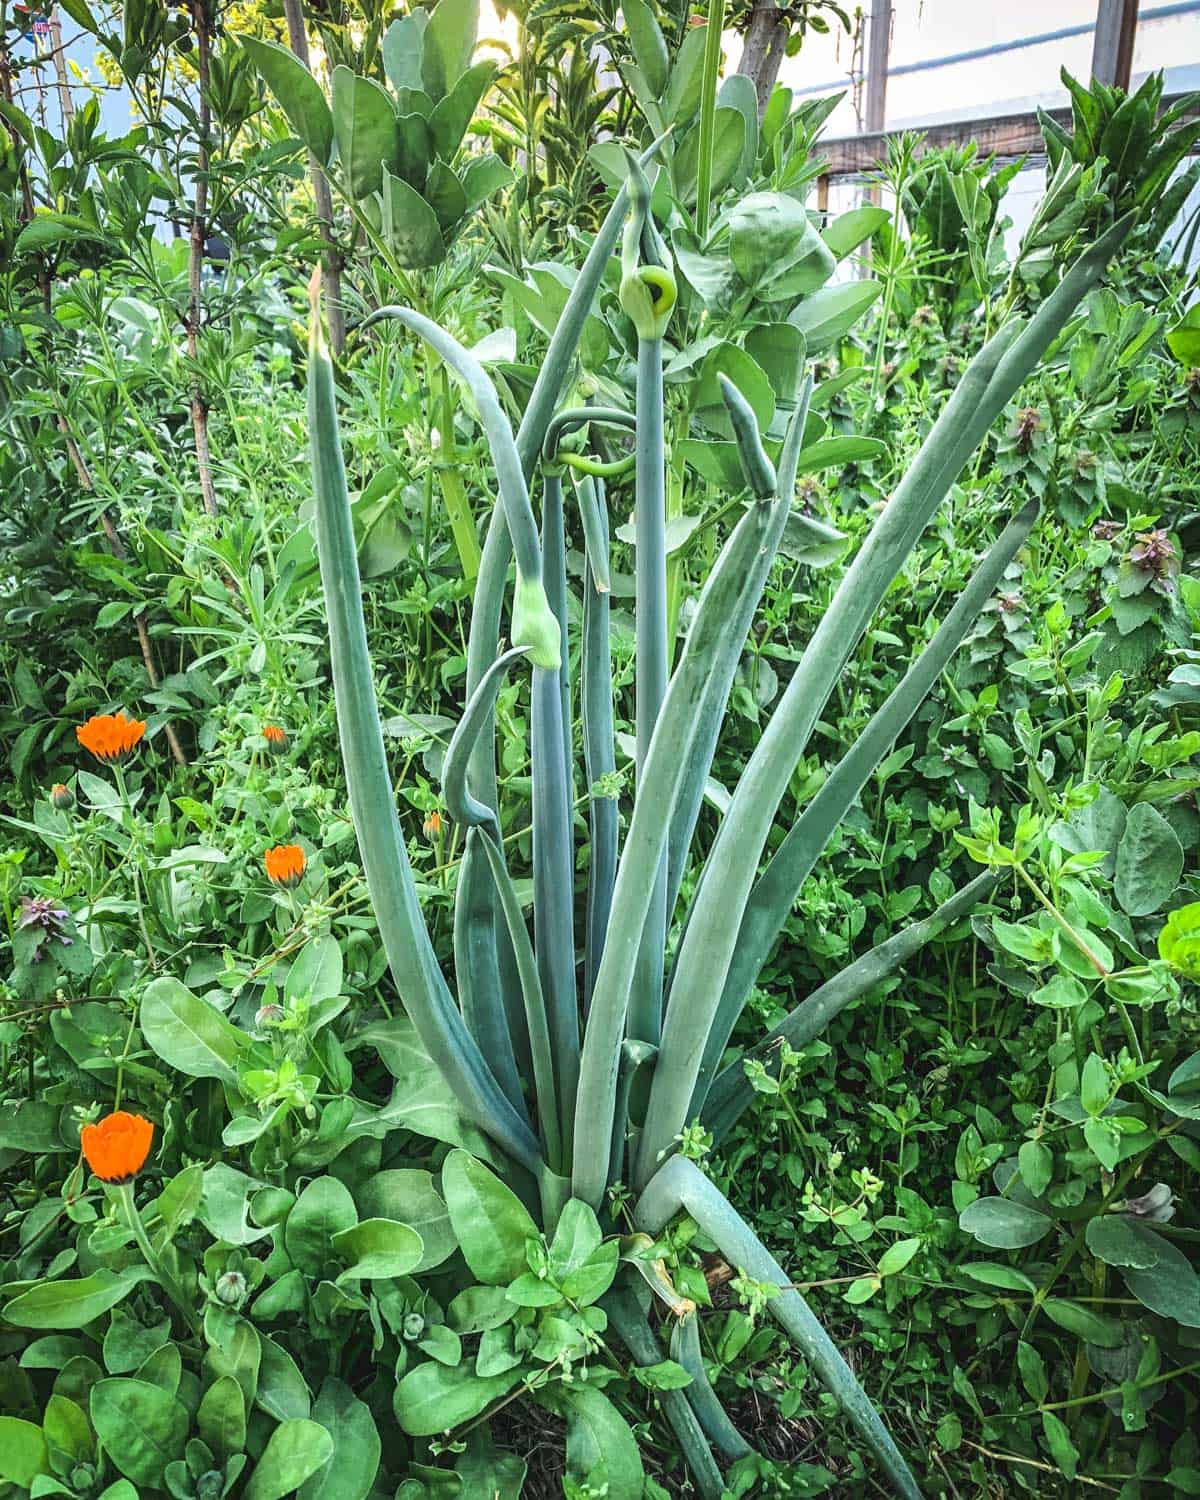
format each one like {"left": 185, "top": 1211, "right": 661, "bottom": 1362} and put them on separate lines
{"left": 865, "top": 1, "right": 893, "bottom": 134}
{"left": 1091, "top": 0, "right": 1140, "bottom": 87}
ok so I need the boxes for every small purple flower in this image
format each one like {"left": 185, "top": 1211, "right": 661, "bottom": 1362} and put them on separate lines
{"left": 17, "top": 896, "right": 73, "bottom": 962}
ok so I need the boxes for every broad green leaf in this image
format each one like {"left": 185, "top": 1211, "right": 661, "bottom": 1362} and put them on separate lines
{"left": 43, "top": 1394, "right": 91, "bottom": 1464}
{"left": 822, "top": 205, "right": 889, "bottom": 259}
{"left": 382, "top": 168, "right": 446, "bottom": 268}
{"left": 441, "top": 1150, "right": 538, "bottom": 1285}
{"left": 257, "top": 1335, "right": 311, "bottom": 1421}
{"left": 1120, "top": 1225, "right": 1200, "bottom": 1326}
{"left": 462, "top": 153, "right": 514, "bottom": 211}
{"left": 1114, "top": 802, "right": 1183, "bottom": 916}
{"left": 244, "top": 1419, "right": 334, "bottom": 1500}
{"left": 553, "top": 1384, "right": 644, "bottom": 1500}
{"left": 0, "top": 1417, "right": 49, "bottom": 1488}
{"left": 198, "top": 1164, "right": 273, "bottom": 1246}
{"left": 1049, "top": 787, "right": 1127, "bottom": 877}
{"left": 1042, "top": 1298, "right": 1125, "bottom": 1347}
{"left": 793, "top": 435, "right": 888, "bottom": 473}
{"left": 242, "top": 36, "right": 333, "bottom": 164}
{"left": 959, "top": 1261, "right": 1038, "bottom": 1293}
{"left": 728, "top": 191, "right": 830, "bottom": 295}
{"left": 1080, "top": 1053, "right": 1110, "bottom": 1116}
{"left": 393, "top": 1360, "right": 520, "bottom": 1436}
{"left": 429, "top": 60, "right": 496, "bottom": 160}
{"left": 284, "top": 936, "right": 343, "bottom": 1007}
{"left": 789, "top": 280, "right": 883, "bottom": 352}
{"left": 1086, "top": 1214, "right": 1161, "bottom": 1269}
{"left": 422, "top": 0, "right": 478, "bottom": 102}
{"left": 1016, "top": 1341, "right": 1048, "bottom": 1402}
{"left": 1042, "top": 1410, "right": 1079, "bottom": 1480}
{"left": 382, "top": 13, "right": 426, "bottom": 93}
{"left": 623, "top": 0, "right": 668, "bottom": 95}
{"left": 675, "top": 108, "right": 746, "bottom": 207}
{"left": 285, "top": 1177, "right": 358, "bottom": 1277}
{"left": 1018, "top": 1139, "right": 1053, "bottom": 1197}
{"left": 359, "top": 1170, "right": 457, "bottom": 1272}
{"left": 140, "top": 976, "right": 251, "bottom": 1084}
{"left": 300, "top": 1378, "right": 381, "bottom": 1500}
{"left": 197, "top": 1375, "right": 245, "bottom": 1461}
{"left": 959, "top": 1197, "right": 1053, "bottom": 1249}
{"left": 424, "top": 161, "right": 468, "bottom": 233}
{"left": 333, "top": 1218, "right": 424, "bottom": 1280}
{"left": 90, "top": 1379, "right": 188, "bottom": 1487}
{"left": 332, "top": 68, "right": 399, "bottom": 200}
{"left": 1166, "top": 301, "right": 1200, "bottom": 365}
{"left": 548, "top": 1200, "right": 603, "bottom": 1280}
{"left": 3, "top": 1268, "right": 151, "bottom": 1329}
{"left": 877, "top": 1238, "right": 920, "bottom": 1277}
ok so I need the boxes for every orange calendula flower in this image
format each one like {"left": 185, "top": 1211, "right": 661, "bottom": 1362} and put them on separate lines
{"left": 80, "top": 1110, "right": 154, "bottom": 1183}
{"left": 423, "top": 810, "right": 442, "bottom": 839}
{"left": 76, "top": 711, "right": 146, "bottom": 764}
{"left": 262, "top": 723, "right": 288, "bottom": 753}
{"left": 264, "top": 844, "right": 306, "bottom": 888}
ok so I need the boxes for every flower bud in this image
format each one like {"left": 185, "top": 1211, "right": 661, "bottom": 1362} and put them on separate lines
{"left": 255, "top": 1003, "right": 285, "bottom": 1030}
{"left": 50, "top": 783, "right": 75, "bottom": 811}
{"left": 402, "top": 1312, "right": 426, "bottom": 1340}
{"left": 262, "top": 724, "right": 289, "bottom": 755}
{"left": 215, "top": 1270, "right": 248, "bottom": 1306}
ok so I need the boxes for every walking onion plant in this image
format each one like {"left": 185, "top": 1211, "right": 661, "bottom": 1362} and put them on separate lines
{"left": 308, "top": 135, "right": 1141, "bottom": 1496}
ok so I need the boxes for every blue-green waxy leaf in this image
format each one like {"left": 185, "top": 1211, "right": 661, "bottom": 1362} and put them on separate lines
{"left": 442, "top": 1149, "right": 539, "bottom": 1285}
{"left": 958, "top": 1196, "right": 1054, "bottom": 1249}
{"left": 382, "top": 13, "right": 427, "bottom": 93}
{"left": 242, "top": 36, "right": 333, "bottom": 165}
{"left": 90, "top": 1379, "right": 188, "bottom": 1487}
{"left": 1119, "top": 1225, "right": 1200, "bottom": 1326}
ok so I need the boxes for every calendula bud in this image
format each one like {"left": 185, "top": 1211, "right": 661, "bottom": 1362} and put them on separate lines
{"left": 262, "top": 724, "right": 289, "bottom": 755}
{"left": 215, "top": 1271, "right": 248, "bottom": 1306}
{"left": 423, "top": 810, "right": 442, "bottom": 839}
{"left": 50, "top": 783, "right": 75, "bottom": 811}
